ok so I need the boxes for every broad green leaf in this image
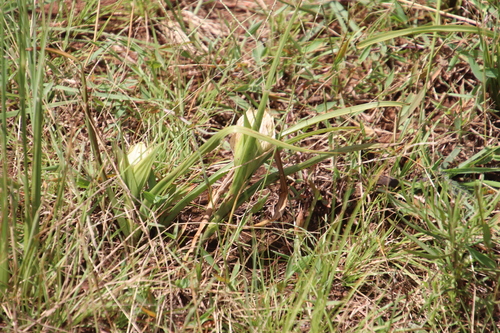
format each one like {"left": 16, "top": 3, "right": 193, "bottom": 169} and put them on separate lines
{"left": 118, "top": 143, "right": 158, "bottom": 198}
{"left": 130, "top": 144, "right": 159, "bottom": 195}
{"left": 468, "top": 247, "right": 496, "bottom": 269}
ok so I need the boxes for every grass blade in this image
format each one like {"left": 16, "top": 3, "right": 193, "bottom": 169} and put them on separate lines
{"left": 357, "top": 24, "right": 494, "bottom": 49}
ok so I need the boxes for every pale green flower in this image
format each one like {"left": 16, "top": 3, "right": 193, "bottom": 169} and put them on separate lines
{"left": 120, "top": 142, "right": 156, "bottom": 198}
{"left": 126, "top": 142, "right": 151, "bottom": 169}
{"left": 230, "top": 109, "right": 275, "bottom": 157}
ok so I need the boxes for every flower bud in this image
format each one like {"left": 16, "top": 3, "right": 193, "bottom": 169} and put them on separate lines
{"left": 230, "top": 109, "right": 275, "bottom": 156}
{"left": 119, "top": 142, "right": 156, "bottom": 198}
{"left": 127, "top": 142, "right": 151, "bottom": 169}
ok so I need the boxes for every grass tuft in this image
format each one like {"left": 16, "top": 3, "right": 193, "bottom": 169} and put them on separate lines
{"left": 1, "top": 0, "right": 500, "bottom": 331}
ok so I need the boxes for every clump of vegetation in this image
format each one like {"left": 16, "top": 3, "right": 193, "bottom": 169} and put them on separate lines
{"left": 1, "top": 0, "right": 500, "bottom": 331}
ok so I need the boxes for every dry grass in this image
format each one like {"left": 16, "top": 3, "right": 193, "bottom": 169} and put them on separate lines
{"left": 1, "top": 0, "right": 500, "bottom": 332}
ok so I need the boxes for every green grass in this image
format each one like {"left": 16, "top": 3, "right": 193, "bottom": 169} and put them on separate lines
{"left": 1, "top": 0, "right": 500, "bottom": 331}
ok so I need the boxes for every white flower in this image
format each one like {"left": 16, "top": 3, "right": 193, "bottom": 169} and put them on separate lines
{"left": 230, "top": 109, "right": 275, "bottom": 156}
{"left": 127, "top": 142, "right": 151, "bottom": 168}
{"left": 120, "top": 142, "right": 156, "bottom": 197}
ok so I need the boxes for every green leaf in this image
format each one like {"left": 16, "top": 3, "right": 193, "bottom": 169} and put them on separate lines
{"left": 131, "top": 145, "right": 159, "bottom": 193}
{"left": 468, "top": 247, "right": 496, "bottom": 269}
{"left": 457, "top": 146, "right": 500, "bottom": 169}
{"left": 357, "top": 25, "right": 494, "bottom": 49}
{"left": 119, "top": 143, "right": 159, "bottom": 198}
{"left": 117, "top": 147, "right": 139, "bottom": 196}
{"left": 442, "top": 167, "right": 500, "bottom": 175}
{"left": 283, "top": 102, "right": 406, "bottom": 136}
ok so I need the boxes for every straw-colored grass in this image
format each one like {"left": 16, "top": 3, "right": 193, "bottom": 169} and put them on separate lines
{"left": 1, "top": 0, "right": 500, "bottom": 331}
